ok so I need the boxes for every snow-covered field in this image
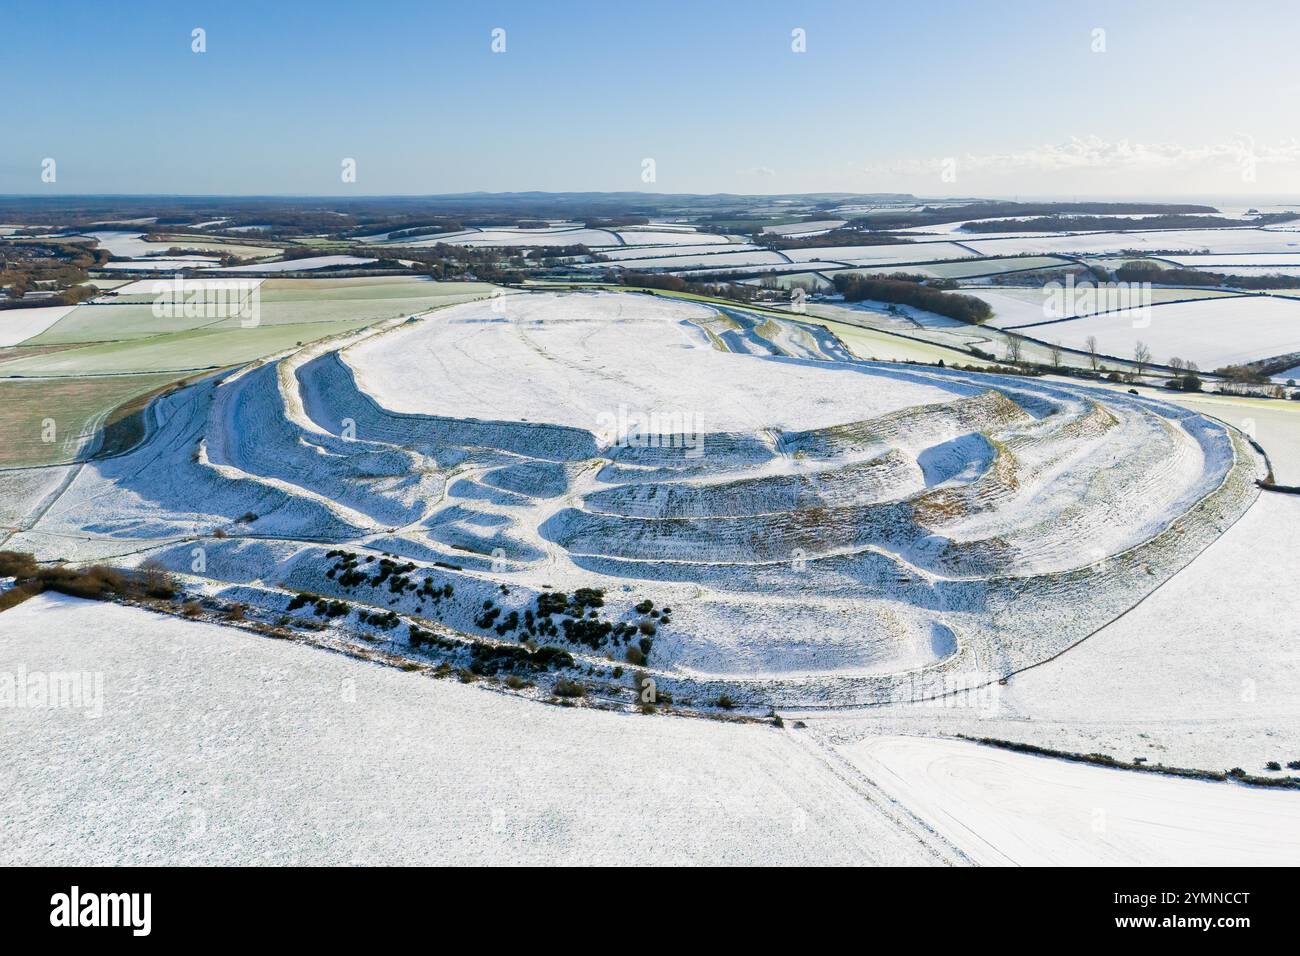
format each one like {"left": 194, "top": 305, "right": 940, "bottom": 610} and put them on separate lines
{"left": 614, "top": 229, "right": 731, "bottom": 246}
{"left": 962, "top": 286, "right": 1251, "bottom": 331}
{"left": 449, "top": 228, "right": 619, "bottom": 247}
{"left": 1190, "top": 265, "right": 1300, "bottom": 278}
{"left": 364, "top": 226, "right": 733, "bottom": 249}
{"left": 1, "top": 290, "right": 1263, "bottom": 709}
{"left": 843, "top": 736, "right": 1300, "bottom": 866}
{"left": 2, "top": 278, "right": 1294, "bottom": 867}
{"left": 1013, "top": 295, "right": 1300, "bottom": 368}
{"left": 5, "top": 592, "right": 1293, "bottom": 865}
{"left": 581, "top": 250, "right": 788, "bottom": 271}
{"left": 595, "top": 242, "right": 759, "bottom": 261}
{"left": 783, "top": 241, "right": 973, "bottom": 265}
{"left": 794, "top": 486, "right": 1300, "bottom": 773}
{"left": 964, "top": 228, "right": 1300, "bottom": 258}
{"left": 677, "top": 260, "right": 849, "bottom": 277}
{"left": 98, "top": 277, "right": 267, "bottom": 300}
{"left": 762, "top": 219, "right": 846, "bottom": 236}
{"left": 895, "top": 212, "right": 1238, "bottom": 237}
{"left": 211, "top": 255, "right": 377, "bottom": 273}
{"left": 0, "top": 304, "right": 78, "bottom": 345}
{"left": 99, "top": 257, "right": 222, "bottom": 271}
{"left": 1165, "top": 393, "right": 1300, "bottom": 484}
{"left": 80, "top": 230, "right": 281, "bottom": 261}
{"left": 1167, "top": 254, "right": 1300, "bottom": 268}
{"left": 0, "top": 594, "right": 946, "bottom": 866}
{"left": 345, "top": 293, "right": 957, "bottom": 431}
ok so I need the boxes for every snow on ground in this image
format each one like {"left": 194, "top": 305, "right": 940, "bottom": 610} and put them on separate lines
{"left": 209, "top": 255, "right": 377, "bottom": 273}
{"left": 762, "top": 220, "right": 846, "bottom": 236}
{"left": 796, "top": 490, "right": 1300, "bottom": 772}
{"left": 783, "top": 241, "right": 974, "bottom": 265}
{"left": 1167, "top": 254, "right": 1300, "bottom": 267}
{"left": 613, "top": 230, "right": 731, "bottom": 246}
{"left": 344, "top": 292, "right": 958, "bottom": 432}
{"left": 1193, "top": 266, "right": 1300, "bottom": 278}
{"left": 680, "top": 261, "right": 848, "bottom": 277}
{"left": 581, "top": 250, "right": 787, "bottom": 271}
{"left": 962, "top": 286, "right": 1250, "bottom": 331}
{"left": 79, "top": 230, "right": 280, "bottom": 260}
{"left": 1164, "top": 393, "right": 1300, "bottom": 485}
{"left": 0, "top": 594, "right": 944, "bottom": 866}
{"left": 99, "top": 257, "right": 222, "bottom": 271}
{"left": 0, "top": 466, "right": 70, "bottom": 533}
{"left": 441, "top": 228, "right": 618, "bottom": 248}
{"left": 99, "top": 277, "right": 267, "bottom": 298}
{"left": 991, "top": 495, "right": 1300, "bottom": 769}
{"left": 841, "top": 736, "right": 1300, "bottom": 866}
{"left": 894, "top": 213, "right": 1236, "bottom": 237}
{"left": 1009, "top": 295, "right": 1300, "bottom": 369}
{"left": 964, "top": 228, "right": 1300, "bottom": 258}
{"left": 593, "top": 242, "right": 758, "bottom": 261}
{"left": 76, "top": 230, "right": 164, "bottom": 258}
{"left": 4, "top": 291, "right": 1262, "bottom": 707}
{"left": 0, "top": 305, "right": 78, "bottom": 346}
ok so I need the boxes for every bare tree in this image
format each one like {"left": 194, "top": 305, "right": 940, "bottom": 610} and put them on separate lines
{"left": 1004, "top": 332, "right": 1024, "bottom": 364}
{"left": 1085, "top": 335, "right": 1100, "bottom": 372}
{"left": 1133, "top": 340, "right": 1152, "bottom": 381}
{"left": 1168, "top": 356, "right": 1186, "bottom": 373}
{"left": 137, "top": 558, "right": 176, "bottom": 598}
{"left": 1048, "top": 341, "right": 1063, "bottom": 368}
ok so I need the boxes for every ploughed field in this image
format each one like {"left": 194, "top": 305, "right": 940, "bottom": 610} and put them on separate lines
{"left": 4, "top": 292, "right": 1264, "bottom": 707}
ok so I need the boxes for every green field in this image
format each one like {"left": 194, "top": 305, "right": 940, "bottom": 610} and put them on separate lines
{"left": 0, "top": 372, "right": 182, "bottom": 467}
{"left": 6, "top": 278, "right": 500, "bottom": 369}
{"left": 0, "top": 278, "right": 502, "bottom": 465}
{"left": 2, "top": 320, "right": 381, "bottom": 376}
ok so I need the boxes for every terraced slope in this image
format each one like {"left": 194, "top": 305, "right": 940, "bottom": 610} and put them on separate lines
{"left": 5, "top": 292, "right": 1264, "bottom": 707}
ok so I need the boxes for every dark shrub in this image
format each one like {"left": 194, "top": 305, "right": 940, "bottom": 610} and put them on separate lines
{"left": 553, "top": 678, "right": 585, "bottom": 698}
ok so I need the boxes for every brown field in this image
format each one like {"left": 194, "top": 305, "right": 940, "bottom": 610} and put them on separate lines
{"left": 0, "top": 372, "right": 183, "bottom": 467}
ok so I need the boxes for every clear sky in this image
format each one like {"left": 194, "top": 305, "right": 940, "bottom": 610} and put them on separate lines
{"left": 3, "top": 0, "right": 1299, "bottom": 197}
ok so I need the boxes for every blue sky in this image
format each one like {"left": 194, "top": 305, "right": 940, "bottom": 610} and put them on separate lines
{"left": 3, "top": 0, "right": 1299, "bottom": 196}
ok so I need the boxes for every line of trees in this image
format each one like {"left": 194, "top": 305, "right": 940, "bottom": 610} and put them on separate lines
{"left": 831, "top": 273, "right": 993, "bottom": 324}
{"left": 963, "top": 213, "right": 1296, "bottom": 233}
{"left": 1114, "top": 260, "right": 1300, "bottom": 290}
{"left": 845, "top": 201, "right": 1217, "bottom": 232}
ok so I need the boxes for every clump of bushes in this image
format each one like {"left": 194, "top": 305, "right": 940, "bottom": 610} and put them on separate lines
{"left": 553, "top": 678, "right": 586, "bottom": 698}
{"left": 408, "top": 624, "right": 458, "bottom": 652}
{"left": 0, "top": 550, "right": 176, "bottom": 607}
{"left": 358, "top": 608, "right": 400, "bottom": 630}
